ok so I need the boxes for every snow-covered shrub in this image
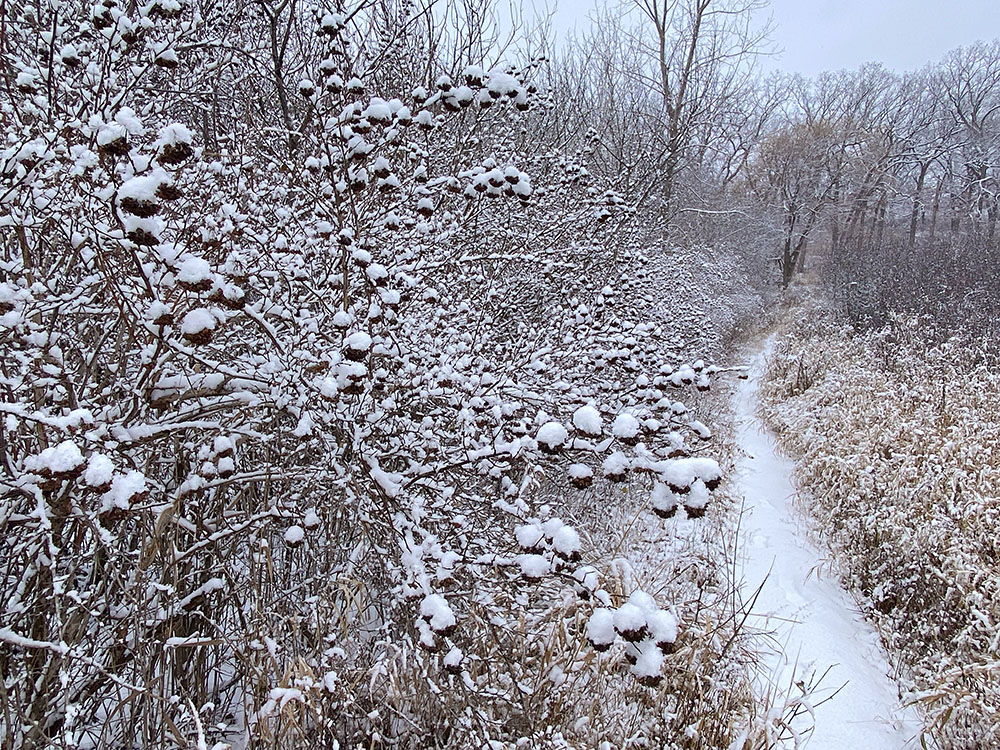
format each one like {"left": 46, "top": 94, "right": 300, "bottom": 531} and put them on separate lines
{"left": 0, "top": 0, "right": 754, "bottom": 747}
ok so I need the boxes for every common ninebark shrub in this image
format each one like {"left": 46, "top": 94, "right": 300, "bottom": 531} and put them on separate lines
{"left": 0, "top": 1, "right": 746, "bottom": 747}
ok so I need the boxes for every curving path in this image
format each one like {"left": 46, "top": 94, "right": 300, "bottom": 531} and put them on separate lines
{"left": 733, "top": 343, "right": 925, "bottom": 749}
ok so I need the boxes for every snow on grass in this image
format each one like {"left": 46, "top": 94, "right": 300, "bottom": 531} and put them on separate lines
{"left": 736, "top": 341, "right": 923, "bottom": 748}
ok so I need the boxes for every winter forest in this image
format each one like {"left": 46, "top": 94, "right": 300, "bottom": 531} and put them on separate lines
{"left": 1, "top": 0, "right": 999, "bottom": 746}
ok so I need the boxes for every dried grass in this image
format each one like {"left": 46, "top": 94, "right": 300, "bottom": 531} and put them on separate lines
{"left": 760, "top": 298, "right": 1000, "bottom": 748}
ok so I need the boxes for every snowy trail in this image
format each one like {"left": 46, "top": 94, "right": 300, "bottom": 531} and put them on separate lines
{"left": 733, "top": 343, "right": 924, "bottom": 748}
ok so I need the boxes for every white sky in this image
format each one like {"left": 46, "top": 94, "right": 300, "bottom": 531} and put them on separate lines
{"left": 542, "top": 0, "right": 1000, "bottom": 76}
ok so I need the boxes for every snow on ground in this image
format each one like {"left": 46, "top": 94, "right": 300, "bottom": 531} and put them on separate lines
{"left": 734, "top": 341, "right": 924, "bottom": 749}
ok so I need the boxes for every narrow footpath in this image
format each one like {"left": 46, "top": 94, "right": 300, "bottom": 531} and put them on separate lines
{"left": 733, "top": 343, "right": 924, "bottom": 748}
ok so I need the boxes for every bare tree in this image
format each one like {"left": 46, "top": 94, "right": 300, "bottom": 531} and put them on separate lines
{"left": 936, "top": 40, "right": 1000, "bottom": 245}
{"left": 630, "top": 0, "right": 772, "bottom": 216}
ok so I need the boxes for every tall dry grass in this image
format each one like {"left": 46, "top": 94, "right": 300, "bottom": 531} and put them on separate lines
{"left": 760, "top": 300, "right": 1000, "bottom": 749}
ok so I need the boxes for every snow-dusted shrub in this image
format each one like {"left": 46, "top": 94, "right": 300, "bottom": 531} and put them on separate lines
{"left": 0, "top": 0, "right": 751, "bottom": 747}
{"left": 762, "top": 301, "right": 1000, "bottom": 748}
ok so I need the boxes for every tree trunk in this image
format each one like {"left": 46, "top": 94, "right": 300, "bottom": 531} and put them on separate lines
{"left": 929, "top": 177, "right": 943, "bottom": 241}
{"left": 830, "top": 184, "right": 841, "bottom": 255}
{"left": 796, "top": 236, "right": 808, "bottom": 273}
{"left": 989, "top": 196, "right": 999, "bottom": 247}
{"left": 873, "top": 190, "right": 888, "bottom": 251}
{"left": 780, "top": 213, "right": 796, "bottom": 289}
{"left": 781, "top": 235, "right": 793, "bottom": 288}
{"left": 656, "top": 0, "right": 706, "bottom": 218}
{"left": 846, "top": 195, "right": 867, "bottom": 250}
{"left": 855, "top": 205, "right": 869, "bottom": 251}
{"left": 909, "top": 163, "right": 929, "bottom": 248}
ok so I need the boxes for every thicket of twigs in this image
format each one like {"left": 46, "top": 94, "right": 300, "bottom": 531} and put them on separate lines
{"left": 827, "top": 236, "right": 1000, "bottom": 354}
{"left": 12, "top": 0, "right": 997, "bottom": 745}
{"left": 0, "top": 0, "right": 778, "bottom": 747}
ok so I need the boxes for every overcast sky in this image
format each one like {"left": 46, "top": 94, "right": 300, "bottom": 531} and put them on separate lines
{"left": 544, "top": 0, "right": 1000, "bottom": 76}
